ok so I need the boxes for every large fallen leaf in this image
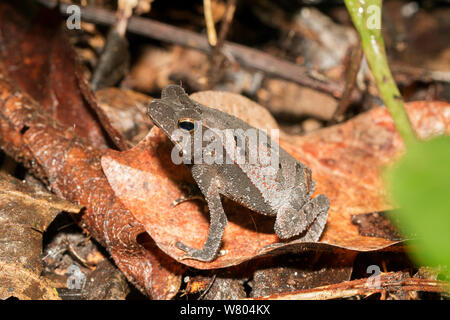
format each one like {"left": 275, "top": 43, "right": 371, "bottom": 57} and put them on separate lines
{"left": 0, "top": 2, "right": 127, "bottom": 150}
{"left": 0, "top": 3, "right": 183, "bottom": 298}
{"left": 0, "top": 74, "right": 184, "bottom": 298}
{"left": 0, "top": 171, "right": 81, "bottom": 299}
{"left": 102, "top": 93, "right": 449, "bottom": 269}
{"left": 284, "top": 100, "right": 450, "bottom": 250}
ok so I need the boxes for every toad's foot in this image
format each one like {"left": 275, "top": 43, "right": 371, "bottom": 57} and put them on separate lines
{"left": 176, "top": 241, "right": 217, "bottom": 262}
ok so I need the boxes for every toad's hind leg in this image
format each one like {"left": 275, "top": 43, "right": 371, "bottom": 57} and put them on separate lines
{"left": 299, "top": 194, "right": 329, "bottom": 242}
{"left": 274, "top": 194, "right": 329, "bottom": 241}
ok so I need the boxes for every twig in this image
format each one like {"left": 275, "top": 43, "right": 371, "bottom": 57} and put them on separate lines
{"left": 207, "top": 0, "right": 237, "bottom": 88}
{"left": 91, "top": 0, "right": 135, "bottom": 91}
{"left": 203, "top": 0, "right": 217, "bottom": 46}
{"left": 37, "top": 0, "right": 349, "bottom": 100}
{"left": 333, "top": 42, "right": 363, "bottom": 122}
{"left": 116, "top": 0, "right": 136, "bottom": 36}
{"left": 391, "top": 63, "right": 450, "bottom": 83}
{"left": 251, "top": 272, "right": 449, "bottom": 300}
{"left": 198, "top": 274, "right": 217, "bottom": 300}
{"left": 216, "top": 0, "right": 237, "bottom": 48}
{"left": 67, "top": 242, "right": 95, "bottom": 270}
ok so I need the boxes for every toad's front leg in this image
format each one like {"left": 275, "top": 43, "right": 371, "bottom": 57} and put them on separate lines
{"left": 176, "top": 165, "right": 228, "bottom": 262}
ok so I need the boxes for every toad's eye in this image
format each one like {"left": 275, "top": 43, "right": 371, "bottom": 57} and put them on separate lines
{"left": 177, "top": 118, "right": 195, "bottom": 132}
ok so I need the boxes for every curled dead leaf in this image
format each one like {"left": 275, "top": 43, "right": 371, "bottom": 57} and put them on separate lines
{"left": 0, "top": 3, "right": 183, "bottom": 298}
{"left": 283, "top": 100, "right": 450, "bottom": 250}
{"left": 0, "top": 172, "right": 81, "bottom": 300}
{"left": 95, "top": 87, "right": 153, "bottom": 145}
{"left": 0, "top": 2, "right": 128, "bottom": 150}
{"left": 0, "top": 74, "right": 184, "bottom": 298}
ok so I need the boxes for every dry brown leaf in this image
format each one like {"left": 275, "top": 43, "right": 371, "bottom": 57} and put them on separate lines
{"left": 257, "top": 79, "right": 338, "bottom": 121}
{"left": 283, "top": 100, "right": 450, "bottom": 250}
{"left": 0, "top": 2, "right": 128, "bottom": 150}
{"left": 351, "top": 212, "right": 402, "bottom": 240}
{"left": 190, "top": 91, "right": 279, "bottom": 131}
{"left": 0, "top": 74, "right": 184, "bottom": 298}
{"left": 95, "top": 87, "right": 153, "bottom": 145}
{"left": 0, "top": 172, "right": 81, "bottom": 299}
{"left": 0, "top": 3, "right": 186, "bottom": 298}
{"left": 248, "top": 249, "right": 356, "bottom": 297}
{"left": 122, "top": 45, "right": 209, "bottom": 93}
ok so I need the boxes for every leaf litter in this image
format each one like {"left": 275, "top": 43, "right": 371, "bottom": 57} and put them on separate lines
{"left": 0, "top": 1, "right": 449, "bottom": 298}
{"left": 0, "top": 171, "right": 81, "bottom": 299}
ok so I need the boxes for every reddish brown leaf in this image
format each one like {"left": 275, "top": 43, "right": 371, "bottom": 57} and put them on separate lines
{"left": 0, "top": 75, "right": 183, "bottom": 298}
{"left": 0, "top": 3, "right": 177, "bottom": 297}
{"left": 102, "top": 97, "right": 449, "bottom": 269}
{"left": 0, "top": 2, "right": 128, "bottom": 150}
{"left": 351, "top": 212, "right": 403, "bottom": 241}
{"left": 283, "top": 100, "right": 450, "bottom": 250}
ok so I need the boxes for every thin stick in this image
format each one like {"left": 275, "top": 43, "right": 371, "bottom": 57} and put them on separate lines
{"left": 203, "top": 0, "right": 218, "bottom": 47}
{"left": 250, "top": 272, "right": 449, "bottom": 300}
{"left": 198, "top": 274, "right": 217, "bottom": 300}
{"left": 333, "top": 42, "right": 363, "bottom": 121}
{"left": 207, "top": 0, "right": 237, "bottom": 88}
{"left": 116, "top": 0, "right": 135, "bottom": 36}
{"left": 217, "top": 0, "right": 237, "bottom": 48}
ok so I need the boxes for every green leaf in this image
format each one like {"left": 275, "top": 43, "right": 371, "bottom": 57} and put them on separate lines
{"left": 387, "top": 136, "right": 450, "bottom": 274}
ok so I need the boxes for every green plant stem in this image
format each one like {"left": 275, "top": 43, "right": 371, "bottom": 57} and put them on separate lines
{"left": 344, "top": 0, "right": 419, "bottom": 147}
